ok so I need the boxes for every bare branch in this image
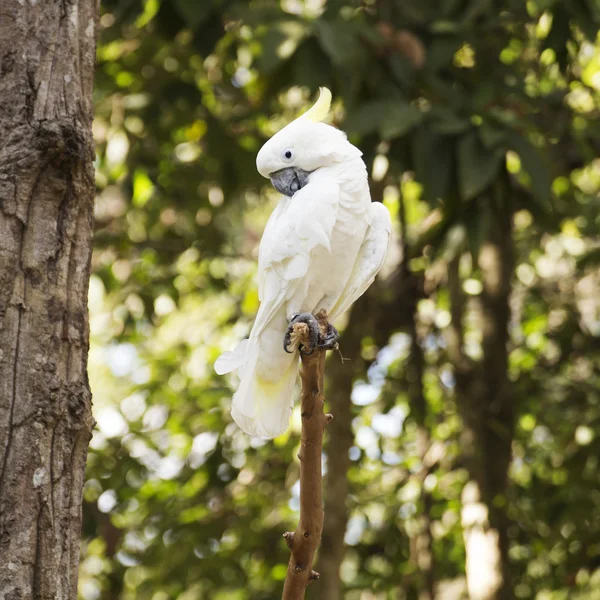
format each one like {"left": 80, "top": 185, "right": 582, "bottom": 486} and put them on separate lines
{"left": 281, "top": 312, "right": 331, "bottom": 600}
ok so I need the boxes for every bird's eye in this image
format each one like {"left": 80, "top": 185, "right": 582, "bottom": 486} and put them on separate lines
{"left": 283, "top": 148, "right": 293, "bottom": 161}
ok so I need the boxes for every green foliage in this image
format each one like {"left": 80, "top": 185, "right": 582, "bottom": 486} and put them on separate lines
{"left": 85, "top": 0, "right": 600, "bottom": 598}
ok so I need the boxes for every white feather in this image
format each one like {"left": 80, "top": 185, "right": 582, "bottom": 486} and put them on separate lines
{"left": 329, "top": 202, "right": 392, "bottom": 322}
{"left": 215, "top": 101, "right": 391, "bottom": 439}
{"left": 213, "top": 339, "right": 249, "bottom": 375}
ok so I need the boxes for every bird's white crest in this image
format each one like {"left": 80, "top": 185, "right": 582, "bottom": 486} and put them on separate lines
{"left": 297, "top": 87, "right": 332, "bottom": 124}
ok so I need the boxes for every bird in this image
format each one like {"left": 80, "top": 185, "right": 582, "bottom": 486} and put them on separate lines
{"left": 214, "top": 88, "right": 391, "bottom": 438}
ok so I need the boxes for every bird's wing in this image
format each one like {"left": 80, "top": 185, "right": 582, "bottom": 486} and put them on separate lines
{"left": 257, "top": 199, "right": 285, "bottom": 303}
{"left": 329, "top": 201, "right": 391, "bottom": 322}
{"left": 253, "top": 178, "right": 340, "bottom": 338}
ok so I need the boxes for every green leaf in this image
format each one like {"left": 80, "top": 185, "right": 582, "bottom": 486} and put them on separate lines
{"left": 542, "top": 4, "right": 570, "bottom": 71}
{"left": 388, "top": 55, "right": 415, "bottom": 89}
{"left": 440, "top": 0, "right": 465, "bottom": 18}
{"left": 257, "top": 21, "right": 309, "bottom": 73}
{"left": 429, "top": 20, "right": 462, "bottom": 34}
{"left": 291, "top": 38, "right": 331, "bottom": 88}
{"left": 380, "top": 104, "right": 423, "bottom": 140}
{"left": 457, "top": 130, "right": 503, "bottom": 201}
{"left": 479, "top": 123, "right": 508, "bottom": 149}
{"left": 571, "top": 0, "right": 600, "bottom": 42}
{"left": 133, "top": 169, "right": 154, "bottom": 208}
{"left": 344, "top": 102, "right": 385, "bottom": 136}
{"left": 422, "top": 73, "right": 465, "bottom": 110}
{"left": 315, "top": 19, "right": 362, "bottom": 67}
{"left": 412, "top": 125, "right": 454, "bottom": 205}
{"left": 508, "top": 133, "right": 552, "bottom": 204}
{"left": 345, "top": 100, "right": 422, "bottom": 140}
{"left": 430, "top": 106, "right": 470, "bottom": 135}
{"left": 173, "top": 0, "right": 213, "bottom": 30}
{"left": 426, "top": 36, "right": 462, "bottom": 72}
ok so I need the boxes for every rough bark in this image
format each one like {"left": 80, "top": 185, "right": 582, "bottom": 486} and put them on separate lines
{"left": 282, "top": 313, "right": 331, "bottom": 600}
{"left": 447, "top": 187, "right": 514, "bottom": 600}
{"left": 0, "top": 1, "right": 97, "bottom": 598}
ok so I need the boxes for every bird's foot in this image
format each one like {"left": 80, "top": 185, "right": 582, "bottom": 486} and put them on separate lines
{"left": 283, "top": 313, "right": 320, "bottom": 355}
{"left": 318, "top": 322, "right": 339, "bottom": 350}
{"left": 283, "top": 312, "right": 339, "bottom": 355}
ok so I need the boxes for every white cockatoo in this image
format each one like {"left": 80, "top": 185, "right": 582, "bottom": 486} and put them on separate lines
{"left": 215, "top": 88, "right": 391, "bottom": 438}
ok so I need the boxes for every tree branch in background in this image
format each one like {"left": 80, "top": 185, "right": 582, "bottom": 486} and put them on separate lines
{"left": 315, "top": 296, "right": 371, "bottom": 599}
{"left": 446, "top": 256, "right": 471, "bottom": 374}
{"left": 447, "top": 182, "right": 515, "bottom": 600}
{"left": 406, "top": 302, "right": 435, "bottom": 599}
{"left": 400, "top": 190, "right": 435, "bottom": 598}
{"left": 471, "top": 182, "right": 514, "bottom": 600}
{"left": 282, "top": 312, "right": 332, "bottom": 600}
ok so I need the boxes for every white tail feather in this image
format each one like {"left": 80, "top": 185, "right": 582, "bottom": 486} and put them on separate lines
{"left": 214, "top": 339, "right": 249, "bottom": 375}
{"left": 231, "top": 354, "right": 298, "bottom": 439}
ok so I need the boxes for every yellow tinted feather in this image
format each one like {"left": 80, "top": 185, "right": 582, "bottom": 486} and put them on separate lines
{"left": 298, "top": 87, "right": 332, "bottom": 123}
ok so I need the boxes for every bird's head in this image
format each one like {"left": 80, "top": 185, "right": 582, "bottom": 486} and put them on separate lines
{"left": 256, "top": 88, "right": 358, "bottom": 197}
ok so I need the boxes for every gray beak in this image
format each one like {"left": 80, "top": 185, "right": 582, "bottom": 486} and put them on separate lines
{"left": 269, "top": 167, "right": 311, "bottom": 197}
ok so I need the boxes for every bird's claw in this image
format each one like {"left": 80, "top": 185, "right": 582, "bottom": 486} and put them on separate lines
{"left": 283, "top": 313, "right": 339, "bottom": 354}
{"left": 318, "top": 323, "right": 339, "bottom": 350}
{"left": 283, "top": 313, "right": 320, "bottom": 354}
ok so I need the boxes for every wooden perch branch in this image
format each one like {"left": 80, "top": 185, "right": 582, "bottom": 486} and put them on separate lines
{"left": 282, "top": 311, "right": 333, "bottom": 600}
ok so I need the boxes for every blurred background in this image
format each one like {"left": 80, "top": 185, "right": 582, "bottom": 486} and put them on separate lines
{"left": 83, "top": 1, "right": 600, "bottom": 598}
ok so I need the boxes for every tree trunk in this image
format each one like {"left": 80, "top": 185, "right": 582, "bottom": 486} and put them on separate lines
{"left": 0, "top": 1, "right": 97, "bottom": 598}
{"left": 447, "top": 186, "right": 514, "bottom": 600}
{"left": 315, "top": 256, "right": 416, "bottom": 600}
{"left": 314, "top": 298, "right": 369, "bottom": 600}
{"left": 406, "top": 310, "right": 435, "bottom": 600}
{"left": 398, "top": 180, "right": 435, "bottom": 599}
